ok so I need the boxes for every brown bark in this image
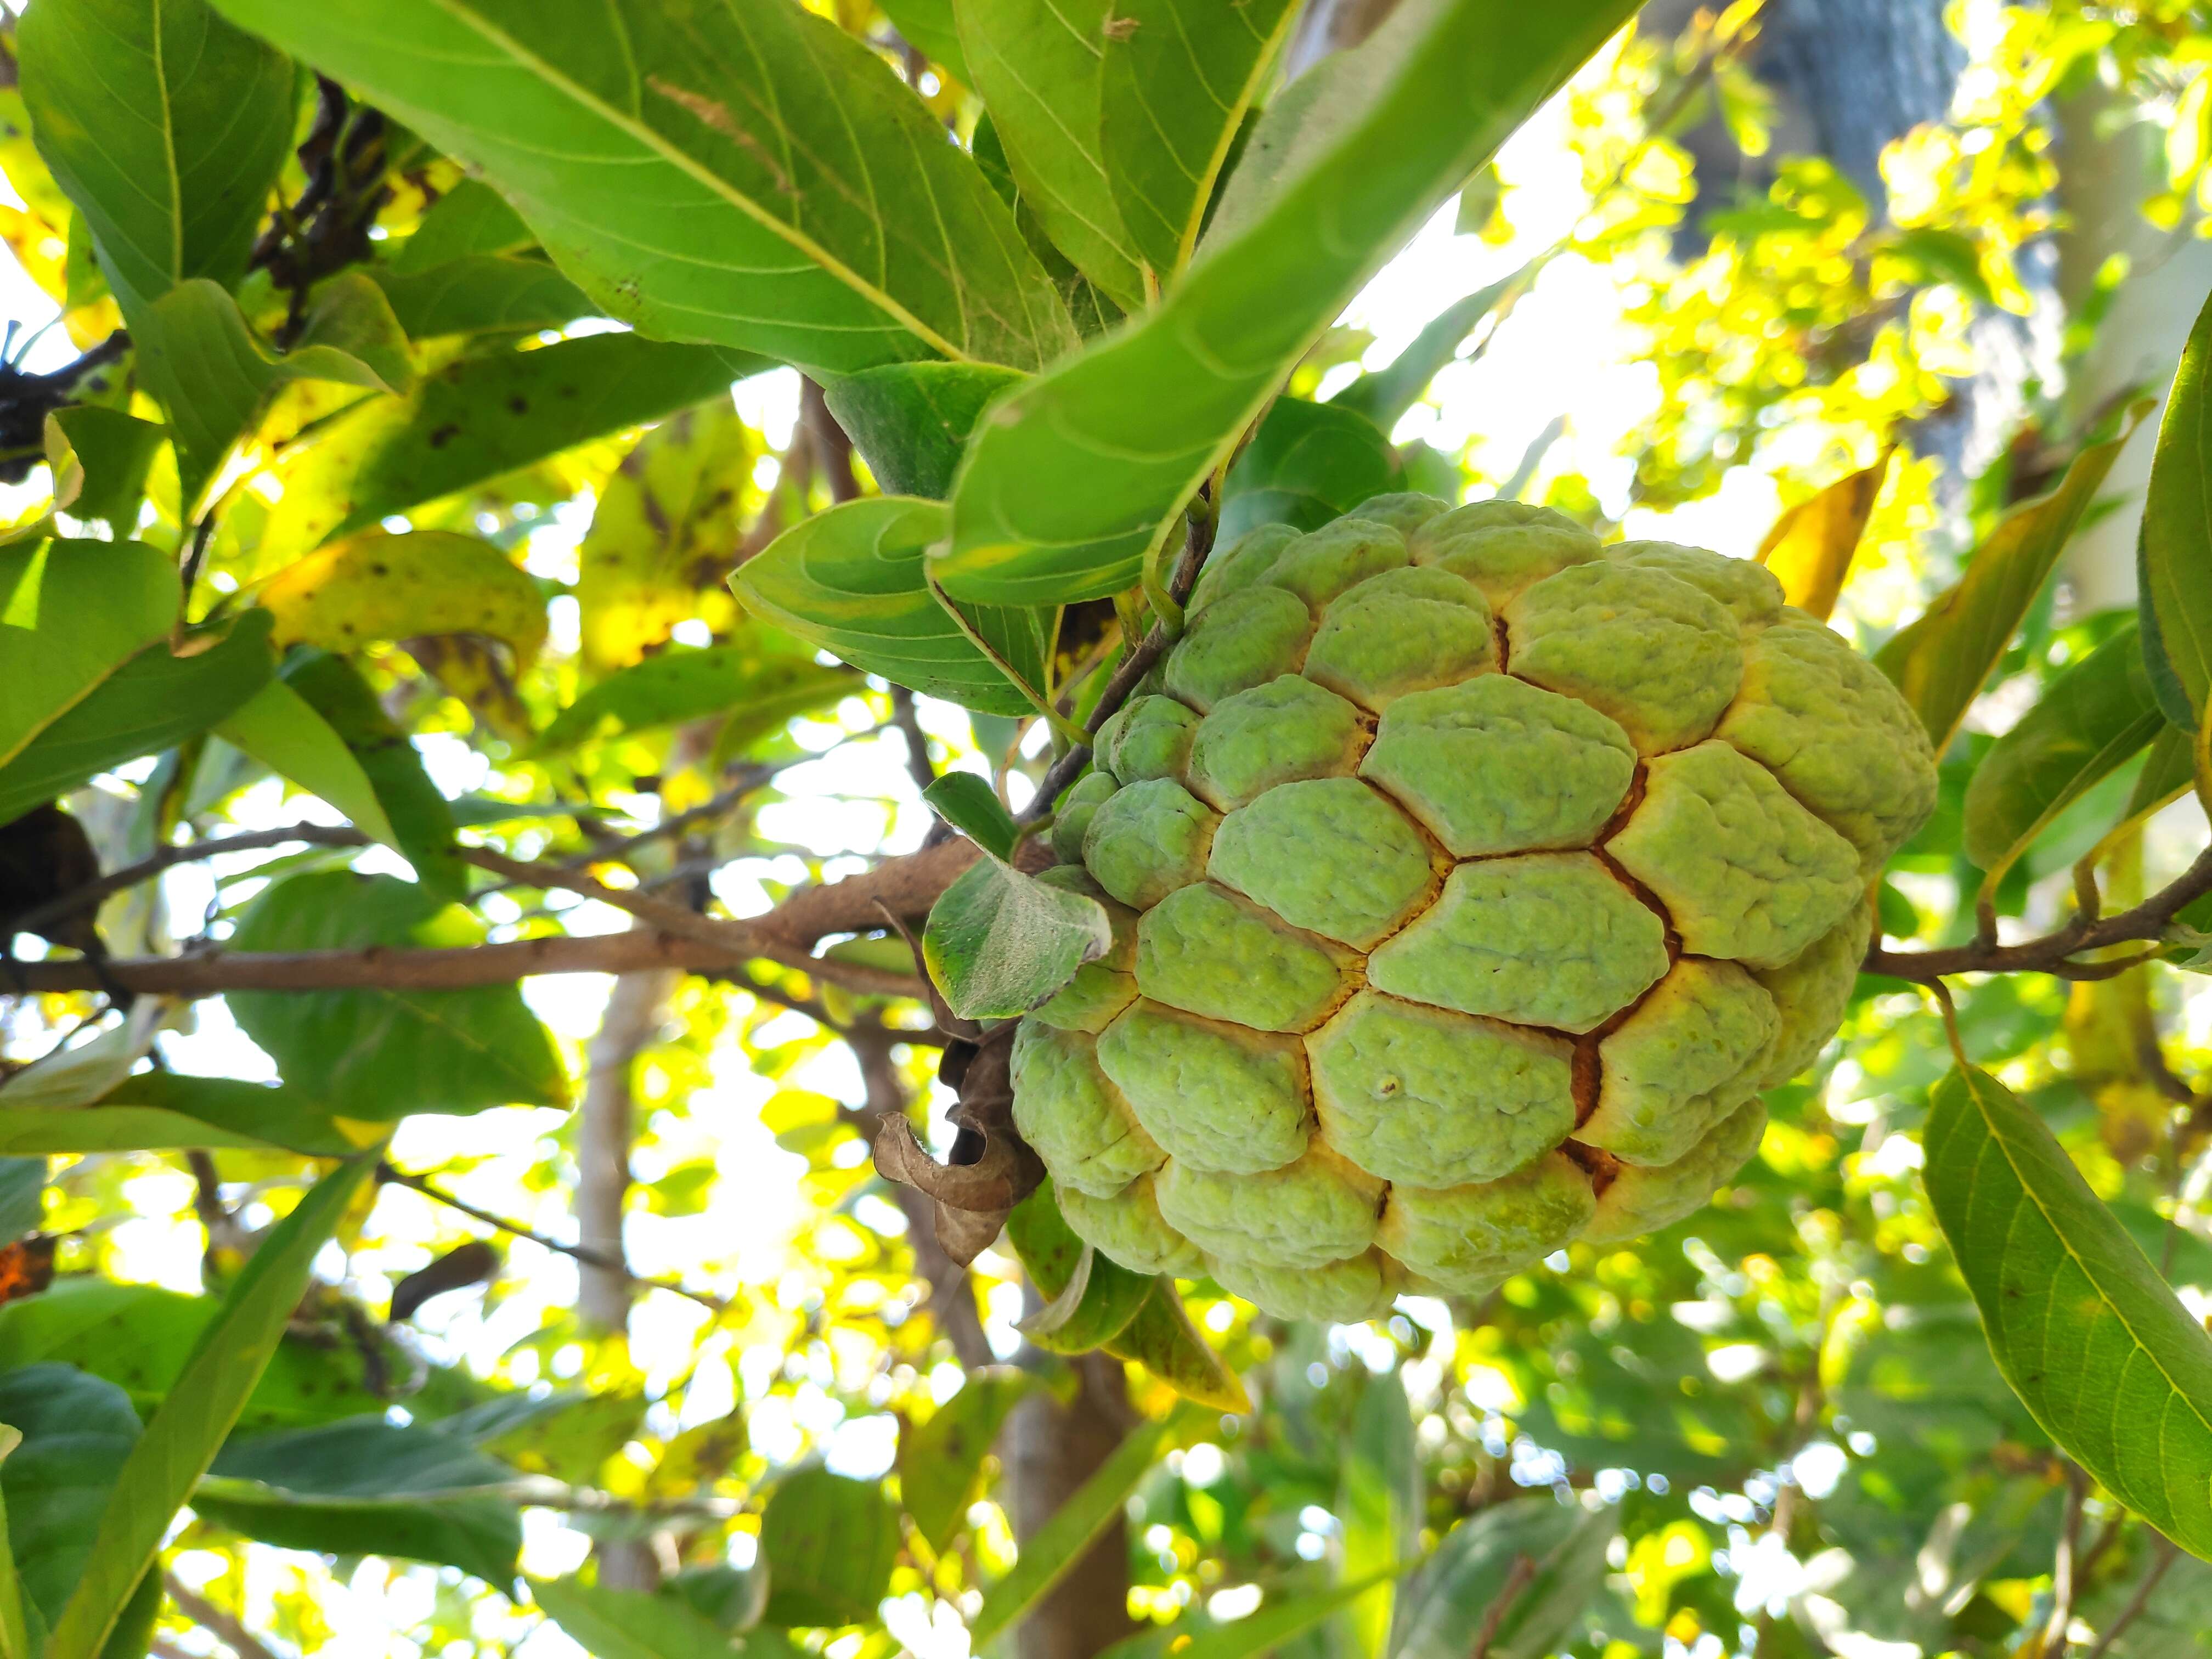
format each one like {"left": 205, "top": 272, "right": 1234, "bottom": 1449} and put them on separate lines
{"left": 1007, "top": 1354, "right": 1137, "bottom": 1659}
{"left": 576, "top": 956, "right": 680, "bottom": 1592}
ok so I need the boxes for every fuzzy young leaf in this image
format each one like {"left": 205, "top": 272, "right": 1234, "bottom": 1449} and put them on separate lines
{"left": 19, "top": 0, "right": 294, "bottom": 318}
{"left": 1099, "top": 0, "right": 1299, "bottom": 283}
{"left": 0, "top": 610, "right": 274, "bottom": 830}
{"left": 228, "top": 872, "right": 569, "bottom": 1119}
{"left": 1925, "top": 1067, "right": 2212, "bottom": 1560}
{"left": 758, "top": 1468, "right": 900, "bottom": 1627}
{"left": 216, "top": 678, "right": 400, "bottom": 848}
{"left": 921, "top": 772, "right": 1020, "bottom": 860}
{"left": 535, "top": 640, "right": 856, "bottom": 755}
{"left": 1219, "top": 397, "right": 1396, "bottom": 539}
{"left": 262, "top": 529, "right": 549, "bottom": 665}
{"left": 209, "top": 0, "right": 1077, "bottom": 374}
{"left": 1878, "top": 410, "right": 2145, "bottom": 754}
{"left": 0, "top": 538, "right": 178, "bottom": 770}
{"left": 732, "top": 496, "right": 1054, "bottom": 717}
{"left": 43, "top": 1156, "right": 374, "bottom": 1659}
{"left": 821, "top": 364, "right": 1025, "bottom": 500}
{"left": 256, "top": 334, "right": 763, "bottom": 564}
{"left": 2142, "top": 283, "right": 2212, "bottom": 729}
{"left": 1755, "top": 449, "right": 1892, "bottom": 624}
{"left": 1961, "top": 620, "right": 2164, "bottom": 879}
{"left": 1327, "top": 263, "right": 1532, "bottom": 430}
{"left": 922, "top": 853, "right": 1113, "bottom": 1020}
{"left": 937, "top": 0, "right": 1638, "bottom": 604}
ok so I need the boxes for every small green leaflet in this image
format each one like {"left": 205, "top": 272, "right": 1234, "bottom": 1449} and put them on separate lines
{"left": 920, "top": 772, "right": 1019, "bottom": 860}
{"left": 1326, "top": 261, "right": 1534, "bottom": 430}
{"left": 1924, "top": 1068, "right": 2212, "bottom": 1561}
{"left": 536, "top": 641, "right": 856, "bottom": 755}
{"left": 2141, "top": 281, "right": 2212, "bottom": 728}
{"left": 921, "top": 853, "right": 1113, "bottom": 1020}
{"left": 732, "top": 496, "right": 1055, "bottom": 718}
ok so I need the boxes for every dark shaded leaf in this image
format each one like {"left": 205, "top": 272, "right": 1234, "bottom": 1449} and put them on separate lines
{"left": 821, "top": 363, "right": 1025, "bottom": 500}
{"left": 1219, "top": 397, "right": 1396, "bottom": 539}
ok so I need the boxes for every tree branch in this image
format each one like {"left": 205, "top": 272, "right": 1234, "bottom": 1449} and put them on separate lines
{"left": 7, "top": 823, "right": 371, "bottom": 939}
{"left": 378, "top": 1163, "right": 727, "bottom": 1313}
{"left": 1865, "top": 843, "right": 2212, "bottom": 984}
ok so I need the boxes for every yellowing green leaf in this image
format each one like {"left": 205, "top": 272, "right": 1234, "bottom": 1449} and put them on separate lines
{"left": 1756, "top": 449, "right": 1891, "bottom": 623}
{"left": 262, "top": 529, "right": 548, "bottom": 665}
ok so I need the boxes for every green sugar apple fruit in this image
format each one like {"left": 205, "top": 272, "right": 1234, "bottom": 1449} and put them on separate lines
{"left": 1012, "top": 495, "right": 1937, "bottom": 1323}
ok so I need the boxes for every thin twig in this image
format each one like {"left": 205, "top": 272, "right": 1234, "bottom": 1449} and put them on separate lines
{"left": 163, "top": 1576, "right": 281, "bottom": 1659}
{"left": 1468, "top": 1554, "right": 1539, "bottom": 1659}
{"left": 9, "top": 823, "right": 370, "bottom": 939}
{"left": 2085, "top": 1538, "right": 2180, "bottom": 1659}
{"left": 377, "top": 1163, "right": 727, "bottom": 1312}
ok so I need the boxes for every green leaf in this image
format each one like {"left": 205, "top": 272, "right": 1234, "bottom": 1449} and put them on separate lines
{"left": 0, "top": 1161, "right": 43, "bottom": 1242}
{"left": 877, "top": 0, "right": 970, "bottom": 84}
{"left": 391, "top": 179, "right": 533, "bottom": 273}
{"left": 368, "top": 255, "right": 592, "bottom": 341}
{"left": 0, "top": 608, "right": 274, "bottom": 830}
{"left": 935, "top": 0, "right": 1638, "bottom": 604}
{"left": 967, "top": 1410, "right": 1182, "bottom": 1651}
{"left": 0, "top": 539, "right": 179, "bottom": 770}
{"left": 215, "top": 678, "right": 400, "bottom": 847}
{"left": 44, "top": 1155, "right": 374, "bottom": 1659}
{"left": 18, "top": 0, "right": 294, "bottom": 318}
{"left": 920, "top": 772, "right": 1019, "bottom": 859}
{"left": 0, "top": 1071, "right": 361, "bottom": 1158}
{"left": 1387, "top": 1497, "right": 1617, "bottom": 1659}
{"left": 578, "top": 401, "right": 760, "bottom": 673}
{"left": 532, "top": 1577, "right": 791, "bottom": 1659}
{"left": 0, "top": 1365, "right": 139, "bottom": 1646}
{"left": 0, "top": 1280, "right": 388, "bottom": 1431}
{"left": 958, "top": 0, "right": 1149, "bottom": 308}
{"left": 1218, "top": 397, "right": 1396, "bottom": 539}
{"left": 1877, "top": 409, "right": 2146, "bottom": 754}
{"left": 257, "top": 334, "right": 760, "bottom": 561}
{"left": 758, "top": 1466, "right": 900, "bottom": 1627}
{"left": 1327, "top": 263, "right": 1532, "bottom": 430}
{"left": 1339, "top": 1374, "right": 1419, "bottom": 1659}
{"left": 45, "top": 409, "right": 164, "bottom": 532}
{"left": 228, "top": 871, "right": 569, "bottom": 1119}
{"left": 280, "top": 651, "right": 465, "bottom": 902}
{"left": 922, "top": 852, "right": 1113, "bottom": 1019}
{"left": 535, "top": 639, "right": 857, "bottom": 754}
{"left": 1961, "top": 620, "right": 2164, "bottom": 879}
{"left": 2140, "top": 284, "right": 2212, "bottom": 729}
{"left": 1924, "top": 1067, "right": 2212, "bottom": 1560}
{"left": 208, "top": 0, "right": 1076, "bottom": 375}
{"left": 1016, "top": 1242, "right": 1154, "bottom": 1355}
{"left": 1098, "top": 0, "right": 1299, "bottom": 282}
{"left": 0, "top": 1006, "right": 168, "bottom": 1111}
{"left": 898, "top": 1367, "right": 1036, "bottom": 1551}
{"left": 194, "top": 1418, "right": 523, "bottom": 1584}
{"left": 262, "top": 529, "right": 549, "bottom": 665}
{"left": 134, "top": 279, "right": 408, "bottom": 512}
{"left": 0, "top": 1426, "right": 29, "bottom": 1659}
{"left": 732, "top": 496, "right": 1053, "bottom": 716}
{"left": 820, "top": 364, "right": 1025, "bottom": 500}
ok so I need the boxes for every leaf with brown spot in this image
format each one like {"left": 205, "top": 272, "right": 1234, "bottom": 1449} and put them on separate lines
{"left": 262, "top": 530, "right": 548, "bottom": 667}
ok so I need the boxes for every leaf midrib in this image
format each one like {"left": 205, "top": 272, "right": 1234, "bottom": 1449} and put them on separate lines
{"left": 421, "top": 0, "right": 974, "bottom": 364}
{"left": 1965, "top": 1076, "right": 2212, "bottom": 1466}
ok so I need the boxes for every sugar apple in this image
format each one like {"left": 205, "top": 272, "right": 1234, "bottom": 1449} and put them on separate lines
{"left": 1012, "top": 495, "right": 1936, "bottom": 1323}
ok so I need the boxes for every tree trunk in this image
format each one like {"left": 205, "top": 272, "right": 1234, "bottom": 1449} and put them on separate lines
{"left": 1007, "top": 1353, "right": 1137, "bottom": 1659}
{"left": 577, "top": 957, "right": 680, "bottom": 1592}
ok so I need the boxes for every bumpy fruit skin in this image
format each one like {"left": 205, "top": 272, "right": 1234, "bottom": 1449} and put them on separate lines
{"left": 1012, "top": 495, "right": 1936, "bottom": 1321}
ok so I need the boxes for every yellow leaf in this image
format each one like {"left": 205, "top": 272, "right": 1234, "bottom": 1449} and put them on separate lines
{"left": 1756, "top": 448, "right": 1892, "bottom": 621}
{"left": 261, "top": 529, "right": 548, "bottom": 665}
